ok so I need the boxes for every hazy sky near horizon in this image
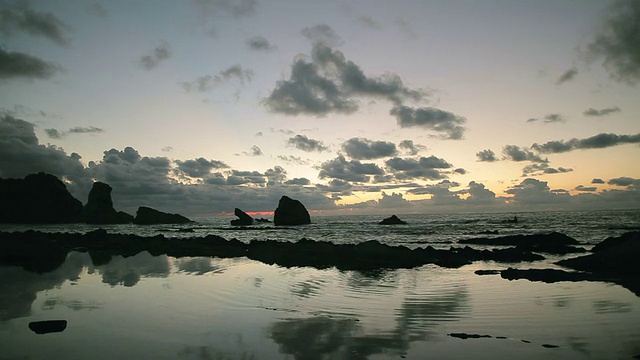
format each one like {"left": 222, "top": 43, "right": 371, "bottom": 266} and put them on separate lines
{"left": 1, "top": 0, "right": 639, "bottom": 215}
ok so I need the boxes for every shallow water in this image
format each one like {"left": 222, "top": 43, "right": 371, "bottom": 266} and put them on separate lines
{"left": 1, "top": 209, "right": 639, "bottom": 359}
{"left": 1, "top": 250, "right": 640, "bottom": 359}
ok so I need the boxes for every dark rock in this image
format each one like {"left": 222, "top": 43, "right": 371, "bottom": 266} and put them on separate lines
{"left": 133, "top": 206, "right": 192, "bottom": 225}
{"left": 83, "top": 182, "right": 133, "bottom": 224}
{"left": 501, "top": 268, "right": 595, "bottom": 283}
{"left": 28, "top": 320, "right": 67, "bottom": 334}
{"left": 255, "top": 218, "right": 271, "bottom": 223}
{"left": 474, "top": 270, "right": 501, "bottom": 275}
{"left": 379, "top": 215, "right": 407, "bottom": 225}
{"left": 448, "top": 333, "right": 492, "bottom": 339}
{"left": 592, "top": 231, "right": 640, "bottom": 252}
{"left": 459, "top": 232, "right": 586, "bottom": 255}
{"left": 541, "top": 344, "right": 559, "bottom": 348}
{"left": 273, "top": 196, "right": 311, "bottom": 226}
{"left": 230, "top": 208, "right": 254, "bottom": 226}
{"left": 0, "top": 172, "right": 83, "bottom": 224}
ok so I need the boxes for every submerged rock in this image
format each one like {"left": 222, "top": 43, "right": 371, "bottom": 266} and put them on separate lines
{"left": 83, "top": 182, "right": 133, "bottom": 224}
{"left": 133, "top": 206, "right": 192, "bottom": 225}
{"left": 379, "top": 215, "right": 407, "bottom": 225}
{"left": 273, "top": 196, "right": 310, "bottom": 226}
{"left": 459, "top": 232, "right": 586, "bottom": 255}
{"left": 0, "top": 173, "right": 83, "bottom": 224}
{"left": 230, "top": 208, "right": 254, "bottom": 226}
{"left": 28, "top": 320, "right": 67, "bottom": 334}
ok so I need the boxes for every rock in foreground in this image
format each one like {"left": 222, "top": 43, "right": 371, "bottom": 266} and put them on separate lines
{"left": 28, "top": 320, "right": 67, "bottom": 334}
{"left": 273, "top": 196, "right": 310, "bottom": 226}
{"left": 133, "top": 206, "right": 192, "bottom": 225}
{"left": 379, "top": 215, "right": 407, "bottom": 225}
{"left": 0, "top": 173, "right": 83, "bottom": 224}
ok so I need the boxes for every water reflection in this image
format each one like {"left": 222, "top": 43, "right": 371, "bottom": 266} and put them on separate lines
{"left": 271, "top": 287, "right": 468, "bottom": 359}
{"left": 41, "top": 298, "right": 102, "bottom": 311}
{"left": 0, "top": 251, "right": 88, "bottom": 321}
{"left": 93, "top": 252, "right": 170, "bottom": 287}
{"left": 175, "top": 257, "right": 225, "bottom": 275}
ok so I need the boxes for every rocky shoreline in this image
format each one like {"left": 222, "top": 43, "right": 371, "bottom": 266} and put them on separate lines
{"left": 1, "top": 229, "right": 638, "bottom": 295}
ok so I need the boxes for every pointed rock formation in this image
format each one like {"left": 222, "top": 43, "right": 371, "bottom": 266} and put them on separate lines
{"left": 133, "top": 206, "right": 192, "bottom": 225}
{"left": 230, "top": 208, "right": 254, "bottom": 225}
{"left": 379, "top": 215, "right": 407, "bottom": 225}
{"left": 83, "top": 182, "right": 133, "bottom": 224}
{"left": 273, "top": 196, "right": 311, "bottom": 226}
{"left": 0, "top": 172, "right": 83, "bottom": 223}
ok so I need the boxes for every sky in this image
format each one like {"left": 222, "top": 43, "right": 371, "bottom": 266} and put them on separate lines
{"left": 1, "top": 0, "right": 639, "bottom": 216}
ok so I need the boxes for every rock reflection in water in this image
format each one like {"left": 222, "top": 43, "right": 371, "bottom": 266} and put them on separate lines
{"left": 271, "top": 286, "right": 468, "bottom": 359}
{"left": 94, "top": 251, "right": 170, "bottom": 287}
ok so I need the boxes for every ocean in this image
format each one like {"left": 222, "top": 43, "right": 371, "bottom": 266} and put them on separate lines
{"left": 1, "top": 209, "right": 639, "bottom": 359}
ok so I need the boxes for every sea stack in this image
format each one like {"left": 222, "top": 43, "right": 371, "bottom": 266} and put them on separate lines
{"left": 379, "top": 215, "right": 407, "bottom": 225}
{"left": 273, "top": 196, "right": 311, "bottom": 226}
{"left": 230, "top": 208, "right": 254, "bottom": 225}
{"left": 83, "top": 182, "right": 134, "bottom": 224}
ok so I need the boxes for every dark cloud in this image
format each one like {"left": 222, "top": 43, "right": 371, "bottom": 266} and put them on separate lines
{"left": 247, "top": 145, "right": 262, "bottom": 156}
{"left": 531, "top": 133, "right": 640, "bottom": 153}
{"left": 505, "top": 178, "right": 570, "bottom": 206}
{"left": 588, "top": 0, "right": 640, "bottom": 85}
{"left": 394, "top": 17, "right": 418, "bottom": 39}
{"left": 0, "top": 115, "right": 85, "bottom": 180}
{"left": 358, "top": 16, "right": 382, "bottom": 30}
{"left": 139, "top": 43, "right": 171, "bottom": 70}
{"left": 556, "top": 67, "right": 578, "bottom": 84}
{"left": 180, "top": 65, "right": 253, "bottom": 92}
{"left": 526, "top": 113, "right": 566, "bottom": 124}
{"left": 465, "top": 181, "right": 498, "bottom": 204}
{"left": 287, "top": 134, "right": 328, "bottom": 152}
{"left": 246, "top": 36, "right": 276, "bottom": 51}
{"left": 265, "top": 42, "right": 424, "bottom": 116}
{"left": 341, "top": 137, "right": 397, "bottom": 160}
{"left": 87, "top": 3, "right": 108, "bottom": 18}
{"left": 476, "top": 149, "right": 497, "bottom": 162}
{"left": 607, "top": 177, "right": 638, "bottom": 187}
{"left": 175, "top": 158, "right": 228, "bottom": 178}
{"left": 44, "top": 128, "right": 62, "bottom": 139}
{"left": 315, "top": 178, "right": 354, "bottom": 195}
{"left": 407, "top": 180, "right": 463, "bottom": 205}
{"left": 385, "top": 156, "right": 452, "bottom": 181}
{"left": 502, "top": 145, "right": 548, "bottom": 163}
{"left": 318, "top": 155, "right": 384, "bottom": 182}
{"left": 193, "top": 0, "right": 257, "bottom": 19}
{"left": 0, "top": 2, "right": 71, "bottom": 46}
{"left": 0, "top": 47, "right": 61, "bottom": 79}
{"left": 583, "top": 106, "right": 621, "bottom": 117}
{"left": 398, "top": 140, "right": 425, "bottom": 155}
{"left": 575, "top": 185, "right": 597, "bottom": 192}
{"left": 265, "top": 166, "right": 287, "bottom": 186}
{"left": 301, "top": 24, "right": 343, "bottom": 46}
{"left": 522, "top": 163, "right": 572, "bottom": 176}
{"left": 390, "top": 105, "right": 466, "bottom": 139}
{"left": 161, "top": 146, "right": 173, "bottom": 152}
{"left": 285, "top": 177, "right": 310, "bottom": 186}
{"left": 591, "top": 178, "right": 605, "bottom": 184}
{"left": 276, "top": 155, "right": 310, "bottom": 165}
{"left": 453, "top": 168, "right": 467, "bottom": 175}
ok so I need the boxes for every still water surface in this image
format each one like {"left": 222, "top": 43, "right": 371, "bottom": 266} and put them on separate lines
{"left": 1, "top": 250, "right": 639, "bottom": 359}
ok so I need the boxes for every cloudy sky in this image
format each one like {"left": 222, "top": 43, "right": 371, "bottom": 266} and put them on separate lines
{"left": 1, "top": 0, "right": 639, "bottom": 216}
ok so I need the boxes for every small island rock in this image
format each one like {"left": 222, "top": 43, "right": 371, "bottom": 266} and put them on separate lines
{"left": 273, "top": 196, "right": 311, "bottom": 226}
{"left": 379, "top": 215, "right": 407, "bottom": 225}
{"left": 230, "top": 208, "right": 254, "bottom": 226}
{"left": 133, "top": 206, "right": 192, "bottom": 225}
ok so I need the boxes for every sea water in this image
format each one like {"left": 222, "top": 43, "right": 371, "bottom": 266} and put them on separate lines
{"left": 1, "top": 209, "right": 639, "bottom": 359}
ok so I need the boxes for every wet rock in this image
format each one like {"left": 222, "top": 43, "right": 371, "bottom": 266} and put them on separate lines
{"left": 230, "top": 208, "right": 254, "bottom": 226}
{"left": 592, "top": 231, "right": 640, "bottom": 252}
{"left": 459, "top": 232, "right": 586, "bottom": 255}
{"left": 83, "top": 182, "right": 133, "bottom": 224}
{"left": 474, "top": 270, "right": 501, "bottom": 275}
{"left": 0, "top": 172, "right": 83, "bottom": 224}
{"left": 133, "top": 206, "right": 192, "bottom": 225}
{"left": 500, "top": 268, "right": 595, "bottom": 283}
{"left": 273, "top": 196, "right": 311, "bottom": 226}
{"left": 28, "top": 320, "right": 67, "bottom": 334}
{"left": 379, "top": 215, "right": 407, "bottom": 225}
{"left": 449, "top": 333, "right": 492, "bottom": 339}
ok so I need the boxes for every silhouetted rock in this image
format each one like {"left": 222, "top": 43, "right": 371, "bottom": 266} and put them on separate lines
{"left": 591, "top": 231, "right": 640, "bottom": 252}
{"left": 273, "top": 196, "right": 310, "bottom": 226}
{"left": 230, "top": 208, "right": 254, "bottom": 226}
{"left": 0, "top": 173, "right": 83, "bottom": 224}
{"left": 133, "top": 206, "right": 192, "bottom": 225}
{"left": 459, "top": 232, "right": 586, "bottom": 255}
{"left": 255, "top": 218, "right": 272, "bottom": 223}
{"left": 379, "top": 215, "right": 407, "bottom": 225}
{"left": 449, "top": 333, "right": 492, "bottom": 339}
{"left": 28, "top": 320, "right": 67, "bottom": 334}
{"left": 83, "top": 182, "right": 133, "bottom": 224}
